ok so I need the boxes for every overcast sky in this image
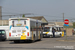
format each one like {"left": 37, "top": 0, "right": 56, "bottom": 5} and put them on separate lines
{"left": 0, "top": 0, "right": 75, "bottom": 22}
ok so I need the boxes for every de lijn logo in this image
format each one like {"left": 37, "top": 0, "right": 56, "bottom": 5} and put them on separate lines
{"left": 64, "top": 19, "right": 69, "bottom": 26}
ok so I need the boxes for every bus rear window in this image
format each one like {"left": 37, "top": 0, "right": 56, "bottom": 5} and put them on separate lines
{"left": 13, "top": 20, "right": 26, "bottom": 27}
{"left": 44, "top": 27, "right": 50, "bottom": 32}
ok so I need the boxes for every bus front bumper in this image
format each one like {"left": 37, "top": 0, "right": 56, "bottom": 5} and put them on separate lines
{"left": 43, "top": 34, "right": 52, "bottom": 36}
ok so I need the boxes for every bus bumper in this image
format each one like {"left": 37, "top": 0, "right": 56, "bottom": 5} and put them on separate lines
{"left": 8, "top": 37, "right": 32, "bottom": 41}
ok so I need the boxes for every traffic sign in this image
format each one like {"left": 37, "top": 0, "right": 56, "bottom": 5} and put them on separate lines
{"left": 64, "top": 24, "right": 69, "bottom": 26}
{"left": 64, "top": 19, "right": 69, "bottom": 24}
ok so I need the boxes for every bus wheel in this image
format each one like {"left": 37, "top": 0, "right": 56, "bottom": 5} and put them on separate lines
{"left": 14, "top": 40, "right": 20, "bottom": 43}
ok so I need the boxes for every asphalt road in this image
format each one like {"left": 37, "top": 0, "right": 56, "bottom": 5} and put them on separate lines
{"left": 0, "top": 36, "right": 75, "bottom": 50}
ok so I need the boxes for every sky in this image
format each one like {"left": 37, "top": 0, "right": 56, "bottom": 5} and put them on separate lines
{"left": 0, "top": 0, "right": 75, "bottom": 22}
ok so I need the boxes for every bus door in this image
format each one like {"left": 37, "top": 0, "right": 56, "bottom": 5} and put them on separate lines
{"left": 36, "top": 22, "right": 38, "bottom": 39}
{"left": 52, "top": 27, "right": 59, "bottom": 36}
{"left": 55, "top": 27, "right": 62, "bottom": 36}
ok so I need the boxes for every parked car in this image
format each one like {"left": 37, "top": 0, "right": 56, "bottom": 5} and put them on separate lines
{"left": 0, "top": 30, "right": 6, "bottom": 41}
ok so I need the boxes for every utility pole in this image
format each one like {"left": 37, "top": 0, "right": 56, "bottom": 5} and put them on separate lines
{"left": 63, "top": 13, "right": 64, "bottom": 22}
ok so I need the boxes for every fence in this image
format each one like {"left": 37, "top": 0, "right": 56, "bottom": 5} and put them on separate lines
{"left": 0, "top": 20, "right": 9, "bottom": 26}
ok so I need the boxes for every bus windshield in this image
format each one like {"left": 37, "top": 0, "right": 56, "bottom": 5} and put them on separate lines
{"left": 0, "top": 30, "right": 5, "bottom": 34}
{"left": 44, "top": 27, "right": 50, "bottom": 32}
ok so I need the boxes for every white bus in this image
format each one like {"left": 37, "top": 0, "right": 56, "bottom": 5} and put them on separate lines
{"left": 43, "top": 26, "right": 63, "bottom": 37}
{"left": 8, "top": 18, "right": 42, "bottom": 43}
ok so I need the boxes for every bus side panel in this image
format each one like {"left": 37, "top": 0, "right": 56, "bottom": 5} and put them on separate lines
{"left": 30, "top": 20, "right": 42, "bottom": 40}
{"left": 8, "top": 20, "right": 12, "bottom": 39}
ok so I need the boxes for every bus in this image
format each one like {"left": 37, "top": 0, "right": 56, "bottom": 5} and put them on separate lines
{"left": 43, "top": 26, "right": 63, "bottom": 38}
{"left": 8, "top": 18, "right": 43, "bottom": 43}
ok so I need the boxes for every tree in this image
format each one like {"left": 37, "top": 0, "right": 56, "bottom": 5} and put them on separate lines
{"left": 22, "top": 14, "right": 25, "bottom": 17}
{"left": 73, "top": 22, "right": 75, "bottom": 28}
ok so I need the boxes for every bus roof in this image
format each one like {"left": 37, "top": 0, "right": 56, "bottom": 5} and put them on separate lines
{"left": 9, "top": 17, "right": 30, "bottom": 20}
{"left": 44, "top": 26, "right": 54, "bottom": 27}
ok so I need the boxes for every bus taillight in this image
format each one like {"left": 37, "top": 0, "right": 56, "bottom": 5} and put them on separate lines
{"left": 27, "top": 32, "right": 29, "bottom": 36}
{"left": 9, "top": 33, "right": 11, "bottom": 36}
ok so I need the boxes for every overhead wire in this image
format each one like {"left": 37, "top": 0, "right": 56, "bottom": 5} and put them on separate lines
{"left": 1, "top": 7, "right": 75, "bottom": 22}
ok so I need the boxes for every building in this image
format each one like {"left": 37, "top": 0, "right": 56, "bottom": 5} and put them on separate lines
{"left": 27, "top": 16, "right": 48, "bottom": 23}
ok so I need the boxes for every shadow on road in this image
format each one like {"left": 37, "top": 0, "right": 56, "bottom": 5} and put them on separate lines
{"left": 9, "top": 40, "right": 42, "bottom": 44}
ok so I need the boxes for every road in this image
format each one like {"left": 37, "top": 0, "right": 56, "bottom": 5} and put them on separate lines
{"left": 0, "top": 36, "right": 75, "bottom": 50}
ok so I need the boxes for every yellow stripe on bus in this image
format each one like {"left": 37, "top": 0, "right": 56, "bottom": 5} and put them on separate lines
{"left": 62, "top": 31, "right": 64, "bottom": 37}
{"left": 45, "top": 32, "right": 49, "bottom": 34}
{"left": 32, "top": 31, "right": 33, "bottom": 40}
{"left": 20, "top": 33, "right": 26, "bottom": 40}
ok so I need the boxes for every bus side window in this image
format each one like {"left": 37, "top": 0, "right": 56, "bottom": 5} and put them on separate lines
{"left": 59, "top": 27, "right": 61, "bottom": 31}
{"left": 56, "top": 27, "right": 58, "bottom": 31}
{"left": 52, "top": 27, "right": 56, "bottom": 32}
